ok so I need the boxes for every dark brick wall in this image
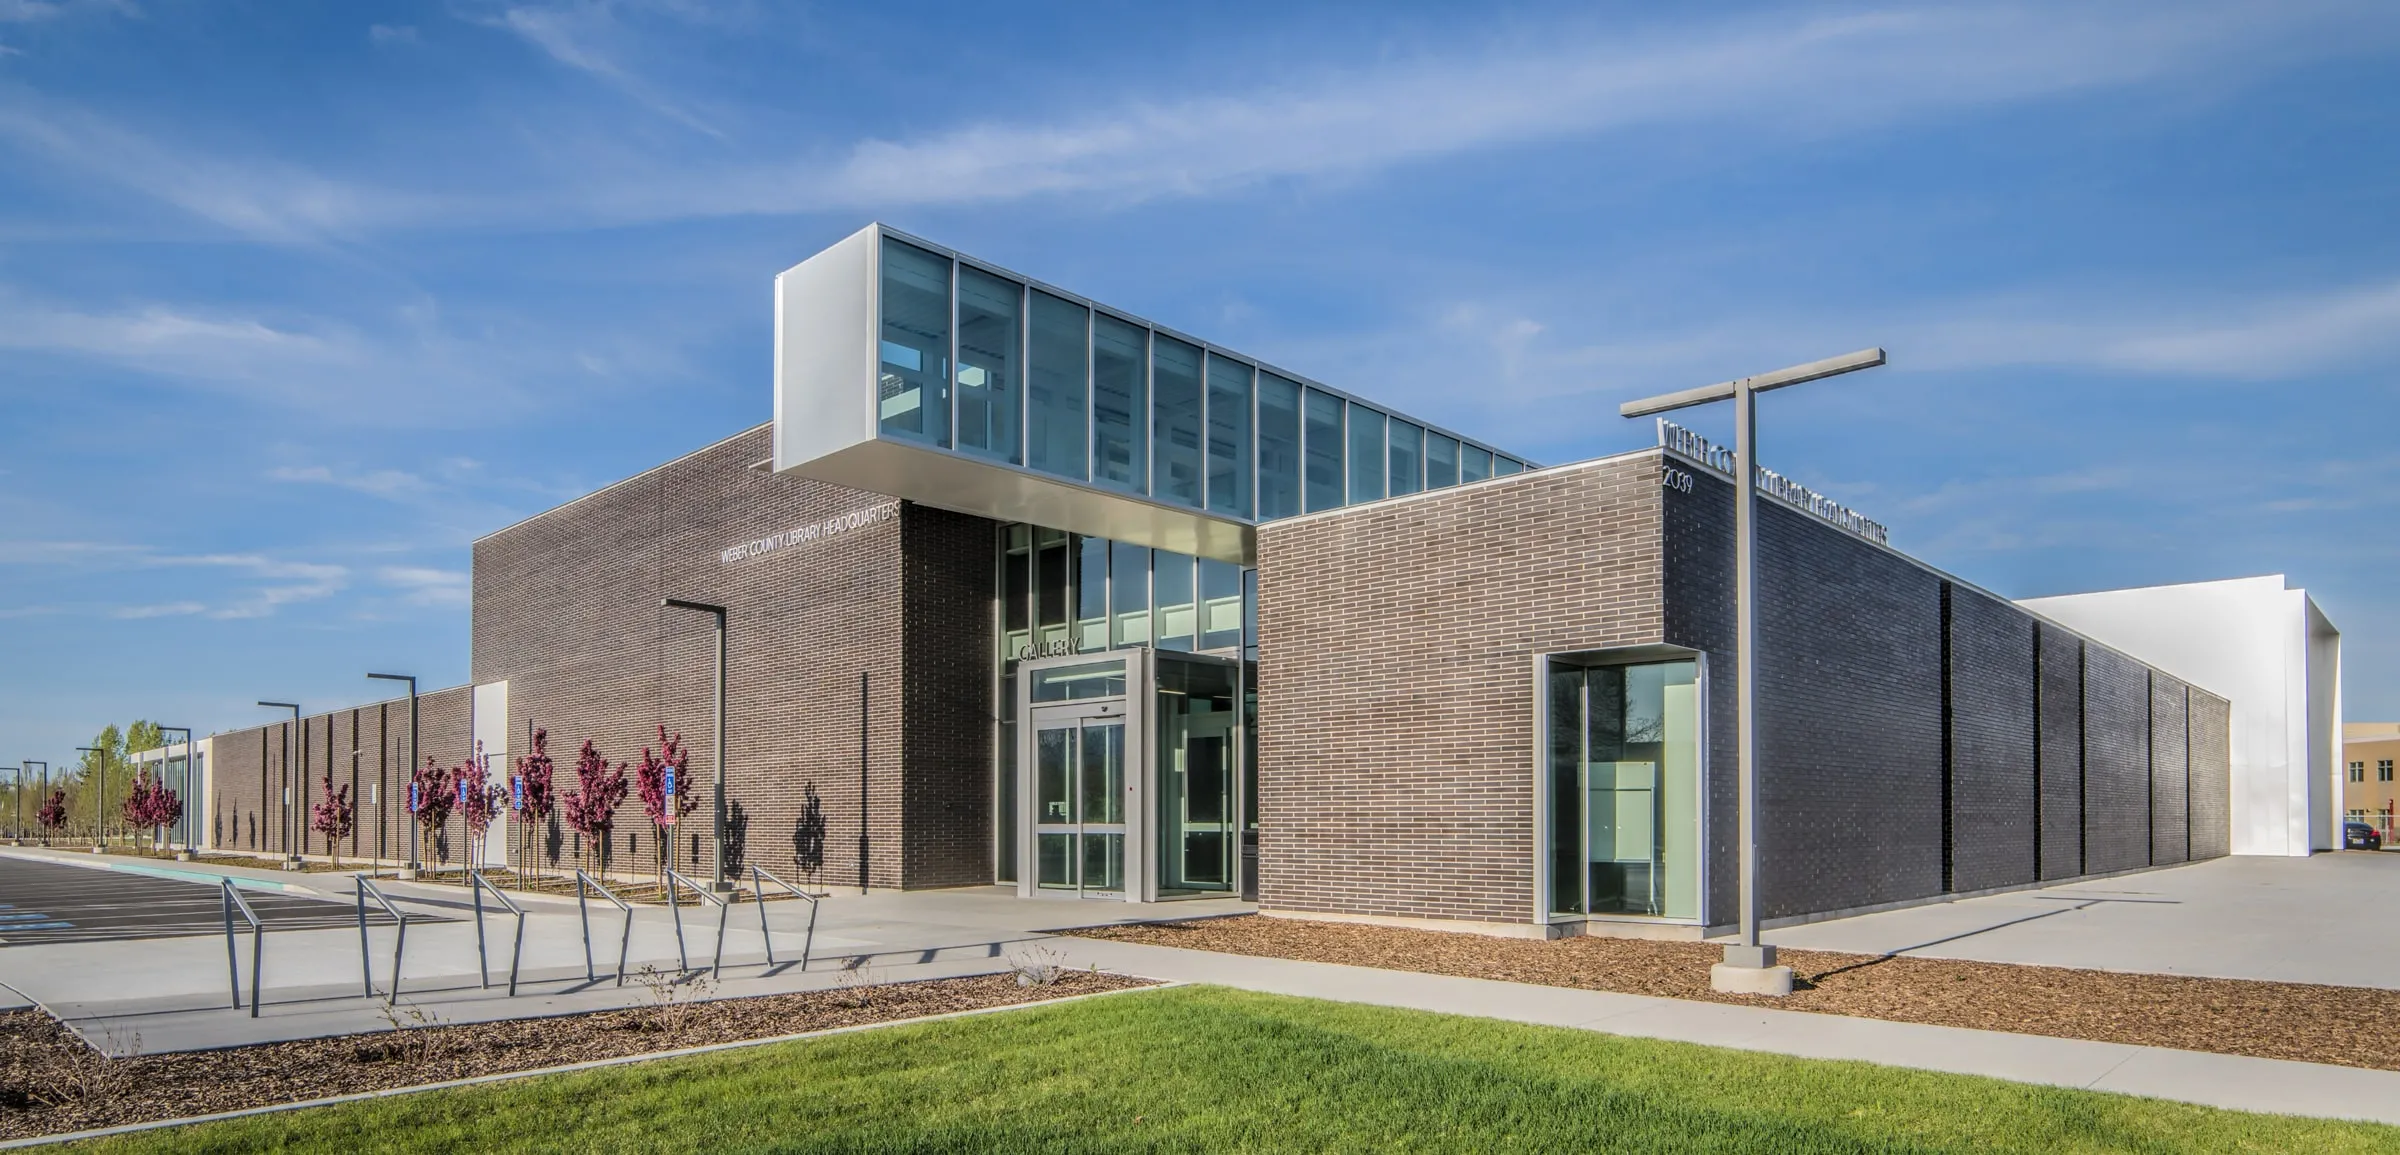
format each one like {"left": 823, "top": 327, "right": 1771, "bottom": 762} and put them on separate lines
{"left": 2081, "top": 647, "right": 2153, "bottom": 874}
{"left": 1664, "top": 467, "right": 1947, "bottom": 922}
{"left": 2151, "top": 677, "right": 2190, "bottom": 866}
{"left": 1947, "top": 588, "right": 2038, "bottom": 893}
{"left": 2036, "top": 626, "right": 2086, "bottom": 880}
{"left": 2189, "top": 690, "right": 2233, "bottom": 859}
{"left": 472, "top": 423, "right": 995, "bottom": 890}
{"left": 1254, "top": 455, "right": 1665, "bottom": 925}
{"left": 206, "top": 687, "right": 469, "bottom": 862}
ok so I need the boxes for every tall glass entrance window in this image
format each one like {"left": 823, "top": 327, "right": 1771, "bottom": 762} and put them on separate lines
{"left": 1157, "top": 656, "right": 1240, "bottom": 896}
{"left": 1546, "top": 655, "right": 1701, "bottom": 920}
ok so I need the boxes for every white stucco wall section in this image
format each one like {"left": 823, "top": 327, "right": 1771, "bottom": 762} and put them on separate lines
{"left": 2018, "top": 575, "right": 2342, "bottom": 857}
{"left": 472, "top": 681, "right": 511, "bottom": 866}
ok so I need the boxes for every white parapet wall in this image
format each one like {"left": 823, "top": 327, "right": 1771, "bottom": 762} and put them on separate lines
{"left": 2019, "top": 575, "right": 2342, "bottom": 856}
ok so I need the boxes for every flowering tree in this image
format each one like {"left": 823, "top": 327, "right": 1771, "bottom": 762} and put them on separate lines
{"left": 510, "top": 728, "right": 558, "bottom": 887}
{"left": 634, "top": 727, "right": 700, "bottom": 886}
{"left": 151, "top": 782, "right": 184, "bottom": 850}
{"left": 453, "top": 741, "right": 505, "bottom": 877}
{"left": 409, "top": 757, "right": 455, "bottom": 873}
{"left": 119, "top": 772, "right": 157, "bottom": 846}
{"left": 311, "top": 775, "right": 355, "bottom": 866}
{"left": 122, "top": 771, "right": 188, "bottom": 851}
{"left": 35, "top": 788, "right": 66, "bottom": 841}
{"left": 559, "top": 740, "right": 628, "bottom": 875}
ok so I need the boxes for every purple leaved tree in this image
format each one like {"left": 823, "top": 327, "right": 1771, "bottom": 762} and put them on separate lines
{"left": 510, "top": 728, "right": 558, "bottom": 888}
{"left": 311, "top": 775, "right": 355, "bottom": 866}
{"left": 453, "top": 741, "right": 505, "bottom": 879}
{"left": 634, "top": 727, "right": 701, "bottom": 888}
{"left": 409, "top": 757, "right": 455, "bottom": 875}
{"left": 560, "top": 740, "right": 628, "bottom": 877}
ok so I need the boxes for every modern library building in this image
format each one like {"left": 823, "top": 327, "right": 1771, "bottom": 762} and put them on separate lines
{"left": 201, "top": 224, "right": 2288, "bottom": 939}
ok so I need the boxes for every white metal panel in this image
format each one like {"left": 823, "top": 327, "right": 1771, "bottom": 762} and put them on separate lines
{"left": 774, "top": 224, "right": 879, "bottom": 474}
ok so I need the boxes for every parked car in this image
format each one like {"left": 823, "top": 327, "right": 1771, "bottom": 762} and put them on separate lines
{"left": 2345, "top": 821, "right": 2384, "bottom": 851}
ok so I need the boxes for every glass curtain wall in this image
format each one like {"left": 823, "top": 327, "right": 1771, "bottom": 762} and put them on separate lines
{"left": 1205, "top": 354, "right": 1253, "bottom": 518}
{"left": 1156, "top": 656, "right": 1241, "bottom": 896}
{"left": 1027, "top": 291, "right": 1088, "bottom": 480}
{"left": 1426, "top": 433, "right": 1459, "bottom": 490}
{"left": 1546, "top": 656, "right": 1700, "bottom": 920}
{"left": 1256, "top": 374, "right": 1302, "bottom": 520}
{"left": 1152, "top": 337, "right": 1205, "bottom": 507}
{"left": 1346, "top": 407, "right": 1385, "bottom": 504}
{"left": 956, "top": 267, "right": 1022, "bottom": 464}
{"left": 878, "top": 240, "right": 951, "bottom": 447}
{"left": 1304, "top": 389, "right": 1346, "bottom": 512}
{"left": 1092, "top": 316, "right": 1148, "bottom": 492}
{"left": 1388, "top": 421, "right": 1423, "bottom": 496}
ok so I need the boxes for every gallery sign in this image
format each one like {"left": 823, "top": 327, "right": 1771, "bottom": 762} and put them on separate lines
{"left": 719, "top": 501, "right": 902, "bottom": 564}
{"left": 1655, "top": 419, "right": 1890, "bottom": 546}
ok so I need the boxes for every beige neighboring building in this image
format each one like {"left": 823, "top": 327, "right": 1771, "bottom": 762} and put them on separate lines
{"left": 2345, "top": 722, "right": 2400, "bottom": 838}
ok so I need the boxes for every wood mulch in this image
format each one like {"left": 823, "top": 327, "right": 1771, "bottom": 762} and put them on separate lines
{"left": 0, "top": 970, "right": 1147, "bottom": 1141}
{"left": 1067, "top": 915, "right": 2400, "bottom": 1072}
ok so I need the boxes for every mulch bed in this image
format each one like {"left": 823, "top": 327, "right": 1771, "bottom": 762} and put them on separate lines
{"left": 0, "top": 970, "right": 1147, "bottom": 1140}
{"left": 1068, "top": 915, "right": 2400, "bottom": 1072}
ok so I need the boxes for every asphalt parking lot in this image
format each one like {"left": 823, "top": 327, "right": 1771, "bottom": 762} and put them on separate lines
{"left": 0, "top": 855, "right": 385, "bottom": 946}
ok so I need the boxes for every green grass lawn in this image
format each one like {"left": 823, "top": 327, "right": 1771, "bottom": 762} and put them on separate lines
{"left": 76, "top": 985, "right": 2400, "bottom": 1154}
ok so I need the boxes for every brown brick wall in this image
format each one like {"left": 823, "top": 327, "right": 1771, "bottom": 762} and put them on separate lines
{"left": 471, "top": 423, "right": 993, "bottom": 889}
{"left": 205, "top": 686, "right": 470, "bottom": 863}
{"left": 1254, "top": 454, "right": 1665, "bottom": 925}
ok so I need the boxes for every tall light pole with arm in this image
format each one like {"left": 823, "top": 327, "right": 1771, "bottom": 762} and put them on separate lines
{"left": 368, "top": 673, "right": 419, "bottom": 875}
{"left": 1621, "top": 347, "right": 1887, "bottom": 997}
{"left": 662, "top": 598, "right": 731, "bottom": 892}
{"left": 15, "top": 760, "right": 41, "bottom": 842}
{"left": 257, "top": 702, "right": 302, "bottom": 866}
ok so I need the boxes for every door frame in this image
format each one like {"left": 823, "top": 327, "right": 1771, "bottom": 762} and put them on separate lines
{"left": 1015, "top": 651, "right": 1150, "bottom": 900}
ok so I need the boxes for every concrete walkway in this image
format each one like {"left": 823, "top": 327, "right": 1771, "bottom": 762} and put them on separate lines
{"left": 1, "top": 849, "right": 2395, "bottom": 1129}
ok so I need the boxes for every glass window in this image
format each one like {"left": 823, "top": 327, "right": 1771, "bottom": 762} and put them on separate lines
{"left": 955, "top": 267, "right": 1021, "bottom": 463}
{"left": 1027, "top": 291, "right": 1088, "bottom": 481}
{"left": 2355, "top": 762, "right": 2368, "bottom": 782}
{"left": 1092, "top": 316, "right": 1147, "bottom": 492}
{"left": 1031, "top": 661, "right": 1127, "bottom": 702}
{"left": 1461, "top": 444, "right": 1493, "bottom": 484}
{"left": 1305, "top": 389, "right": 1347, "bottom": 513}
{"left": 1199, "top": 559, "right": 1243, "bottom": 651}
{"left": 1034, "top": 528, "right": 1069, "bottom": 649}
{"left": 1205, "top": 354, "right": 1253, "bottom": 519}
{"left": 2383, "top": 760, "right": 2395, "bottom": 782}
{"left": 1256, "top": 373, "right": 1302, "bottom": 521}
{"left": 1152, "top": 336, "right": 1204, "bottom": 508}
{"left": 1110, "top": 540, "right": 1150, "bottom": 647}
{"left": 877, "top": 240, "right": 950, "bottom": 448}
{"left": 1345, "top": 405, "right": 1384, "bottom": 505}
{"left": 1546, "top": 658, "right": 1699, "bottom": 920}
{"left": 1495, "top": 456, "right": 1524, "bottom": 476}
{"left": 1426, "top": 433, "right": 1459, "bottom": 490}
{"left": 1001, "top": 524, "right": 1030, "bottom": 661}
{"left": 1154, "top": 549, "right": 1196, "bottom": 651}
{"left": 1155, "top": 656, "right": 1240, "bottom": 896}
{"left": 1388, "top": 420, "right": 1423, "bottom": 496}
{"left": 1074, "top": 534, "right": 1108, "bottom": 652}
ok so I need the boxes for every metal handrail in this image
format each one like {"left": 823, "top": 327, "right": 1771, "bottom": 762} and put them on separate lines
{"left": 467, "top": 869, "right": 528, "bottom": 996}
{"left": 749, "top": 865, "right": 820, "bottom": 973}
{"left": 353, "top": 876, "right": 412, "bottom": 1005}
{"left": 220, "top": 878, "right": 263, "bottom": 1017}
{"left": 662, "top": 868, "right": 730, "bottom": 977}
{"left": 574, "top": 869, "right": 635, "bottom": 986}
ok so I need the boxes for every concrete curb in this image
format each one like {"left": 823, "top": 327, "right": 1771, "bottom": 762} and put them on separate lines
{"left": 0, "top": 978, "right": 1177, "bottom": 1149}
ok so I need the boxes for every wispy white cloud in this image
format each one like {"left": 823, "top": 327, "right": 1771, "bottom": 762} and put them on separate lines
{"left": 0, "top": 542, "right": 350, "bottom": 619}
{"left": 0, "top": 0, "right": 135, "bottom": 22}
{"left": 478, "top": 1, "right": 727, "bottom": 138}
{"left": 1913, "top": 279, "right": 2400, "bottom": 379}
{"left": 368, "top": 23, "right": 418, "bottom": 45}
{"left": 268, "top": 464, "right": 429, "bottom": 498}
{"left": 377, "top": 565, "right": 469, "bottom": 607}
{"left": 112, "top": 600, "right": 204, "bottom": 619}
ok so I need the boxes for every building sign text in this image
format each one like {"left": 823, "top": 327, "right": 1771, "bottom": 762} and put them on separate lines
{"left": 1656, "top": 419, "right": 1890, "bottom": 546}
{"left": 719, "top": 501, "right": 902, "bottom": 565}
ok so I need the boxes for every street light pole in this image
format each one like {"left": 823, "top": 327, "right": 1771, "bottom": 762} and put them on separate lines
{"left": 368, "top": 674, "right": 418, "bottom": 876}
{"left": 1621, "top": 347, "right": 1887, "bottom": 997}
{"left": 75, "top": 746, "right": 105, "bottom": 851}
{"left": 257, "top": 702, "right": 302, "bottom": 867}
{"left": 663, "top": 598, "right": 731, "bottom": 892}
{"left": 15, "top": 760, "right": 41, "bottom": 843}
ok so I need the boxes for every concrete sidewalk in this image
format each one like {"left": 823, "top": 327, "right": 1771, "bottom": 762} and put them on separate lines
{"left": 1035, "top": 936, "right": 2400, "bottom": 1128}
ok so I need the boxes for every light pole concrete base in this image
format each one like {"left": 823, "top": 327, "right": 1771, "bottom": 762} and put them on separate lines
{"left": 1710, "top": 963, "right": 1794, "bottom": 996}
{"left": 398, "top": 866, "right": 420, "bottom": 881}
{"left": 174, "top": 850, "right": 194, "bottom": 862}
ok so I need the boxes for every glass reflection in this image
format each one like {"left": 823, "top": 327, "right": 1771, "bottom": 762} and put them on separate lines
{"left": 1152, "top": 336, "right": 1204, "bottom": 508}
{"left": 1205, "top": 354, "right": 1253, "bottom": 518}
{"left": 1425, "top": 433, "right": 1458, "bottom": 490}
{"left": 1154, "top": 549, "right": 1196, "bottom": 651}
{"left": 1346, "top": 406, "right": 1385, "bottom": 505}
{"left": 1304, "top": 389, "right": 1346, "bottom": 513}
{"left": 1388, "top": 420, "right": 1422, "bottom": 496}
{"left": 1027, "top": 291, "right": 1088, "bottom": 480}
{"left": 955, "top": 267, "right": 1021, "bottom": 463}
{"left": 877, "top": 240, "right": 950, "bottom": 448}
{"left": 1092, "top": 316, "right": 1147, "bottom": 491}
{"left": 1256, "top": 373, "right": 1302, "bottom": 520}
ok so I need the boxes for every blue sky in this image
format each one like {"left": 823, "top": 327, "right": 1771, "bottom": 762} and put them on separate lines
{"left": 2, "top": 1, "right": 2397, "bottom": 762}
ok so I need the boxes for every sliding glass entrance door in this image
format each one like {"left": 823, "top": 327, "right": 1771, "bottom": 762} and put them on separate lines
{"left": 1032, "top": 711, "right": 1127, "bottom": 895}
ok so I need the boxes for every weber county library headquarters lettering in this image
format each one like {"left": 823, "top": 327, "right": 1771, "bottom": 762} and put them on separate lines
{"left": 197, "top": 224, "right": 2238, "bottom": 939}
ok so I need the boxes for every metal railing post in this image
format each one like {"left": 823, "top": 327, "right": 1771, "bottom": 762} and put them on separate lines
{"left": 355, "top": 876, "right": 412, "bottom": 1005}
{"left": 574, "top": 870, "right": 634, "bottom": 986}
{"left": 223, "top": 881, "right": 242, "bottom": 1010}
{"left": 221, "top": 879, "right": 263, "bottom": 1017}
{"left": 664, "top": 869, "right": 729, "bottom": 978}
{"left": 749, "top": 865, "right": 820, "bottom": 973}
{"left": 467, "top": 870, "right": 526, "bottom": 996}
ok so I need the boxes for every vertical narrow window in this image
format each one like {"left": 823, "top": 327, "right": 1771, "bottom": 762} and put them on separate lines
{"left": 1027, "top": 291, "right": 1089, "bottom": 481}
{"left": 1345, "top": 405, "right": 1384, "bottom": 505}
{"left": 1255, "top": 373, "right": 1302, "bottom": 520}
{"left": 1199, "top": 558, "right": 1243, "bottom": 650}
{"left": 1305, "top": 389, "right": 1348, "bottom": 513}
{"left": 1460, "top": 444, "right": 1492, "bottom": 484}
{"left": 1154, "top": 549, "right": 1197, "bottom": 651}
{"left": 1110, "top": 540, "right": 1151, "bottom": 647}
{"left": 1152, "top": 336, "right": 1204, "bottom": 508}
{"left": 1074, "top": 534, "right": 1109, "bottom": 652}
{"left": 1091, "top": 316, "right": 1147, "bottom": 492}
{"left": 1205, "top": 354, "right": 1254, "bottom": 518}
{"left": 1495, "top": 456, "right": 1524, "bottom": 476}
{"left": 1388, "top": 420, "right": 1423, "bottom": 496}
{"left": 1001, "top": 525, "right": 1031, "bottom": 661}
{"left": 1034, "top": 528, "right": 1069, "bottom": 649}
{"left": 955, "top": 267, "right": 1021, "bottom": 463}
{"left": 1425, "top": 433, "right": 1459, "bottom": 489}
{"left": 877, "top": 240, "right": 951, "bottom": 448}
